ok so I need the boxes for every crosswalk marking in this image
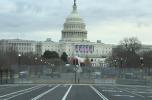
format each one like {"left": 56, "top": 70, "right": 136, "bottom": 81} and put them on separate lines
{"left": 31, "top": 85, "right": 60, "bottom": 100}
{"left": 62, "top": 85, "right": 72, "bottom": 100}
{"left": 90, "top": 85, "right": 109, "bottom": 100}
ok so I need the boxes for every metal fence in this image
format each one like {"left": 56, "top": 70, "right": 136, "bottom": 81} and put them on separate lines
{"left": 0, "top": 69, "right": 14, "bottom": 84}
{"left": 1, "top": 65, "right": 152, "bottom": 86}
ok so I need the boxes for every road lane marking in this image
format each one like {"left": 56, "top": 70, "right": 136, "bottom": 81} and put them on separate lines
{"left": 90, "top": 85, "right": 109, "bottom": 100}
{"left": 31, "top": 85, "right": 60, "bottom": 100}
{"left": 114, "top": 94, "right": 134, "bottom": 97}
{"left": 0, "top": 85, "right": 41, "bottom": 97}
{"left": 115, "top": 87, "right": 145, "bottom": 98}
{"left": 61, "top": 85, "right": 72, "bottom": 100}
{"left": 137, "top": 91, "right": 152, "bottom": 94}
{"left": 3, "top": 85, "right": 46, "bottom": 100}
{"left": 102, "top": 90, "right": 122, "bottom": 93}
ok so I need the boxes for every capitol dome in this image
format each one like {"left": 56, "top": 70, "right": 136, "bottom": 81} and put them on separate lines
{"left": 61, "top": 0, "right": 87, "bottom": 42}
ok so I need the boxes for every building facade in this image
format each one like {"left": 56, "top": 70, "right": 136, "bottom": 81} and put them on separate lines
{"left": 0, "top": 1, "right": 113, "bottom": 66}
{"left": 60, "top": 0, "right": 87, "bottom": 42}
{"left": 0, "top": 39, "right": 37, "bottom": 54}
{"left": 58, "top": 0, "right": 112, "bottom": 66}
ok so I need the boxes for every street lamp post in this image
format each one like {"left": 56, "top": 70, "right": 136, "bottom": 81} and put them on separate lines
{"left": 113, "top": 60, "right": 117, "bottom": 77}
{"left": 18, "top": 54, "right": 23, "bottom": 84}
{"left": 18, "top": 54, "right": 21, "bottom": 76}
{"left": 114, "top": 60, "right": 117, "bottom": 68}
{"left": 34, "top": 57, "right": 38, "bottom": 75}
{"left": 40, "top": 59, "right": 45, "bottom": 76}
{"left": 74, "top": 59, "right": 77, "bottom": 84}
{"left": 120, "top": 58, "right": 123, "bottom": 68}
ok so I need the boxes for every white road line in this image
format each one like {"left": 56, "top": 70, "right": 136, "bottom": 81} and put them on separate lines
{"left": 90, "top": 85, "right": 109, "bottom": 100}
{"left": 113, "top": 95, "right": 135, "bottom": 98}
{"left": 116, "top": 87, "right": 145, "bottom": 98}
{"left": 31, "top": 85, "right": 60, "bottom": 100}
{"left": 4, "top": 85, "right": 46, "bottom": 100}
{"left": 0, "top": 85, "right": 41, "bottom": 98}
{"left": 102, "top": 90, "right": 122, "bottom": 93}
{"left": 61, "top": 85, "right": 72, "bottom": 100}
{"left": 137, "top": 91, "right": 152, "bottom": 94}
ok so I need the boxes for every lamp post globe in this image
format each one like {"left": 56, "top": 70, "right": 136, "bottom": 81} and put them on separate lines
{"left": 18, "top": 54, "right": 21, "bottom": 57}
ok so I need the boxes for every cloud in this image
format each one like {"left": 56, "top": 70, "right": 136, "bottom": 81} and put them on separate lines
{"left": 88, "top": 19, "right": 152, "bottom": 44}
{"left": 0, "top": 0, "right": 152, "bottom": 44}
{"left": 0, "top": 3, "right": 16, "bottom": 13}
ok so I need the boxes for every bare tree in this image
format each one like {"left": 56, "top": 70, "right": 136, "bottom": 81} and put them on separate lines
{"left": 107, "top": 37, "right": 142, "bottom": 68}
{"left": 120, "top": 37, "right": 142, "bottom": 53}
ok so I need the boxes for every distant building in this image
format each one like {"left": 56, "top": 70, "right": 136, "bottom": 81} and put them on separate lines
{"left": 0, "top": 1, "right": 113, "bottom": 67}
{"left": 140, "top": 45, "right": 152, "bottom": 53}
{"left": 0, "top": 39, "right": 37, "bottom": 54}
{"left": 60, "top": 0, "right": 87, "bottom": 42}
{"left": 41, "top": 38, "right": 59, "bottom": 55}
{"left": 57, "top": 1, "right": 113, "bottom": 66}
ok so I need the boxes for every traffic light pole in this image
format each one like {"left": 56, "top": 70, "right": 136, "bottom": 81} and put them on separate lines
{"left": 140, "top": 57, "right": 144, "bottom": 80}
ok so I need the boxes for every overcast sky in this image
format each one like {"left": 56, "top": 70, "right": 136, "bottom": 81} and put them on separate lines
{"left": 0, "top": 0, "right": 152, "bottom": 44}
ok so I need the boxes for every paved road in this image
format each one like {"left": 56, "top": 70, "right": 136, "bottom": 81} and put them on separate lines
{"left": 0, "top": 84, "right": 152, "bottom": 100}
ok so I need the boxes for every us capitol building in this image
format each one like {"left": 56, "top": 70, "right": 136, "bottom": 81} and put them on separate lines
{"left": 0, "top": 0, "right": 113, "bottom": 66}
